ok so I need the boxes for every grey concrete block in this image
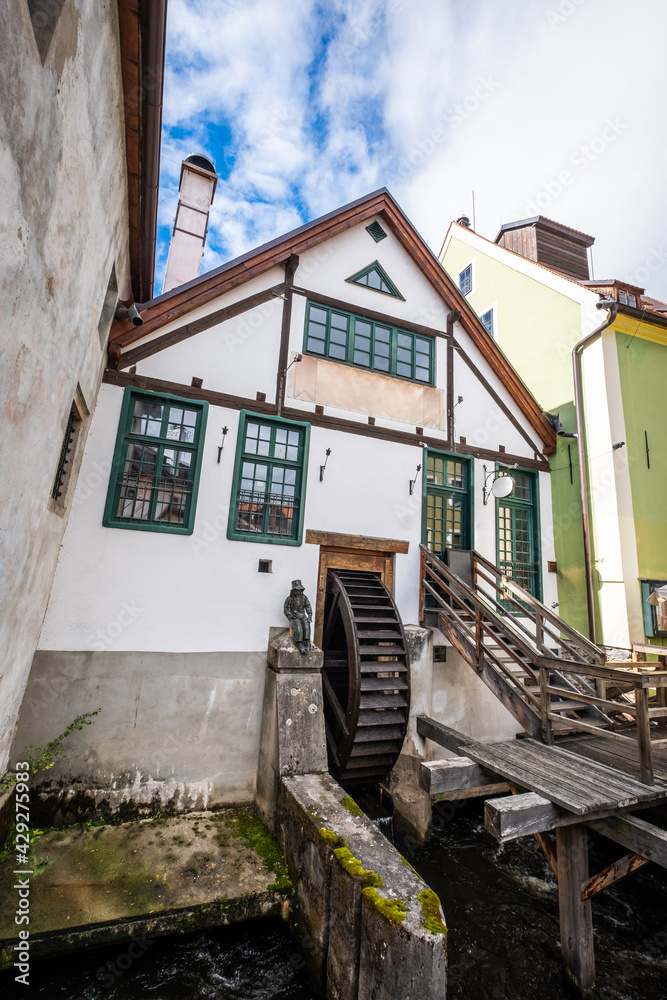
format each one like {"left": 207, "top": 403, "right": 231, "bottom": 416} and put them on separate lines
{"left": 267, "top": 629, "right": 324, "bottom": 673}
{"left": 277, "top": 773, "right": 446, "bottom": 1000}
{"left": 256, "top": 631, "right": 328, "bottom": 831}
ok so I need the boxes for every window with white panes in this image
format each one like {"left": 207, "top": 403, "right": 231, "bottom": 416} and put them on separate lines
{"left": 228, "top": 413, "right": 309, "bottom": 545}
{"left": 103, "top": 390, "right": 207, "bottom": 534}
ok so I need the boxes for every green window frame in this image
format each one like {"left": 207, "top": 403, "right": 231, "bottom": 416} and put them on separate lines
{"left": 304, "top": 301, "right": 434, "bottom": 384}
{"left": 496, "top": 467, "right": 541, "bottom": 602}
{"left": 103, "top": 388, "right": 208, "bottom": 534}
{"left": 640, "top": 581, "right": 667, "bottom": 638}
{"left": 422, "top": 451, "right": 472, "bottom": 557}
{"left": 345, "top": 261, "right": 404, "bottom": 299}
{"left": 227, "top": 411, "right": 310, "bottom": 546}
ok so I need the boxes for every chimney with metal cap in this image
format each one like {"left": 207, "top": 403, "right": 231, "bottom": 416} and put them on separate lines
{"left": 162, "top": 153, "right": 219, "bottom": 293}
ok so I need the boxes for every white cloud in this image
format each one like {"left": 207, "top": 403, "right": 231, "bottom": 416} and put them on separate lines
{"left": 156, "top": 0, "right": 667, "bottom": 300}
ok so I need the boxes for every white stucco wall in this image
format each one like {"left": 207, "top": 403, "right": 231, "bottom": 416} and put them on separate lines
{"left": 0, "top": 2, "right": 131, "bottom": 770}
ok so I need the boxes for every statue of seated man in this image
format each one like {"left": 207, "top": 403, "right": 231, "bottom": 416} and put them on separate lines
{"left": 284, "top": 579, "right": 312, "bottom": 654}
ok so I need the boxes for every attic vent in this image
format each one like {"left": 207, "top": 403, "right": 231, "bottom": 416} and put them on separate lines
{"left": 366, "top": 221, "right": 387, "bottom": 243}
{"left": 28, "top": 0, "right": 67, "bottom": 65}
{"left": 346, "top": 262, "right": 403, "bottom": 299}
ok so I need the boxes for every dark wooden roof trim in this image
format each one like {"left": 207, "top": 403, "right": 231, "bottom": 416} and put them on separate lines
{"left": 109, "top": 189, "right": 556, "bottom": 449}
{"left": 117, "top": 0, "right": 167, "bottom": 304}
{"left": 102, "top": 369, "right": 550, "bottom": 470}
{"left": 305, "top": 530, "right": 410, "bottom": 553}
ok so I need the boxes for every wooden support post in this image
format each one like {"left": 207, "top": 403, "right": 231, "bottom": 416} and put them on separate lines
{"left": 475, "top": 608, "right": 482, "bottom": 669}
{"left": 535, "top": 610, "right": 543, "bottom": 648}
{"left": 539, "top": 665, "right": 553, "bottom": 745}
{"left": 635, "top": 686, "right": 654, "bottom": 784}
{"left": 658, "top": 685, "right": 667, "bottom": 729}
{"left": 556, "top": 823, "right": 595, "bottom": 997}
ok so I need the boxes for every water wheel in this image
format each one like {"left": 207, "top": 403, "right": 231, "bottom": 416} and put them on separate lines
{"left": 321, "top": 569, "right": 410, "bottom": 787}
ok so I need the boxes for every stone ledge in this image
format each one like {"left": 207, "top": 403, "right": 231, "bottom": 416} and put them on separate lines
{"left": 277, "top": 772, "right": 446, "bottom": 999}
{"left": 267, "top": 628, "right": 323, "bottom": 673}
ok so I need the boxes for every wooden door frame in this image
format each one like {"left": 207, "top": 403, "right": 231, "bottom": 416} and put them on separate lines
{"left": 306, "top": 530, "right": 409, "bottom": 648}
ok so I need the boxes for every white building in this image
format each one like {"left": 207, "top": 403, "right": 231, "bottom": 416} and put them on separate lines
{"left": 13, "top": 189, "right": 558, "bottom": 812}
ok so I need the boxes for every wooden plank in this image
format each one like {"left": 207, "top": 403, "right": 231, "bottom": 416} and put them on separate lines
{"left": 305, "top": 530, "right": 409, "bottom": 554}
{"left": 556, "top": 823, "right": 595, "bottom": 993}
{"left": 419, "top": 756, "right": 503, "bottom": 794}
{"left": 484, "top": 792, "right": 650, "bottom": 842}
{"left": 433, "top": 782, "right": 511, "bottom": 801}
{"left": 467, "top": 739, "right": 667, "bottom": 814}
{"left": 416, "top": 717, "right": 476, "bottom": 755}
{"left": 587, "top": 814, "right": 667, "bottom": 869}
{"left": 537, "top": 656, "right": 667, "bottom": 687}
{"left": 580, "top": 852, "right": 650, "bottom": 901}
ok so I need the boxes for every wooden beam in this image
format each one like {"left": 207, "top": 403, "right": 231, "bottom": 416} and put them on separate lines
{"left": 536, "top": 830, "right": 558, "bottom": 877}
{"left": 484, "top": 792, "right": 637, "bottom": 843}
{"left": 420, "top": 757, "right": 509, "bottom": 798}
{"left": 276, "top": 255, "right": 299, "bottom": 414}
{"left": 415, "top": 717, "right": 477, "bottom": 756}
{"left": 453, "top": 338, "right": 546, "bottom": 462}
{"left": 587, "top": 814, "right": 667, "bottom": 869}
{"left": 305, "top": 529, "right": 409, "bottom": 554}
{"left": 580, "top": 853, "right": 650, "bottom": 901}
{"left": 557, "top": 823, "right": 595, "bottom": 995}
{"left": 117, "top": 284, "right": 286, "bottom": 368}
{"left": 101, "top": 370, "right": 546, "bottom": 469}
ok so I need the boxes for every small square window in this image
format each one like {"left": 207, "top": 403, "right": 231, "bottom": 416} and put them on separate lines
{"left": 258, "top": 559, "right": 273, "bottom": 574}
{"left": 49, "top": 386, "right": 89, "bottom": 513}
{"left": 459, "top": 264, "right": 473, "bottom": 296}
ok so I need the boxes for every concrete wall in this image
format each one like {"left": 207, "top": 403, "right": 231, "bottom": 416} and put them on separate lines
{"left": 0, "top": 1, "right": 132, "bottom": 770}
{"left": 11, "top": 649, "right": 267, "bottom": 810}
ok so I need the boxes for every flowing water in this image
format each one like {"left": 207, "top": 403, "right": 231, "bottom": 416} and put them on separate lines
{"left": 401, "top": 799, "right": 667, "bottom": 1000}
{"left": 1, "top": 920, "right": 317, "bottom": 1000}
{"left": 4, "top": 800, "right": 666, "bottom": 999}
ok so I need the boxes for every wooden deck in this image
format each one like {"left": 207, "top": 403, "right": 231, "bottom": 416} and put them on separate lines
{"left": 465, "top": 737, "right": 667, "bottom": 815}
{"left": 556, "top": 728, "right": 667, "bottom": 786}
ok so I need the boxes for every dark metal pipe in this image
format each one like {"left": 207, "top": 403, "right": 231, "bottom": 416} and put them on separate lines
{"left": 572, "top": 299, "right": 619, "bottom": 643}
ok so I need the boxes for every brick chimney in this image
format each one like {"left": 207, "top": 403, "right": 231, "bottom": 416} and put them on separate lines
{"left": 494, "top": 216, "right": 594, "bottom": 282}
{"left": 162, "top": 153, "right": 219, "bottom": 294}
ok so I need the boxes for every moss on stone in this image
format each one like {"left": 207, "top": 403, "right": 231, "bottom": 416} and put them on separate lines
{"left": 340, "top": 794, "right": 364, "bottom": 817}
{"left": 400, "top": 855, "right": 419, "bottom": 875}
{"left": 362, "top": 887, "right": 407, "bottom": 925}
{"left": 418, "top": 889, "right": 447, "bottom": 936}
{"left": 333, "top": 847, "right": 384, "bottom": 888}
{"left": 318, "top": 828, "right": 346, "bottom": 848}
{"left": 224, "top": 811, "right": 292, "bottom": 893}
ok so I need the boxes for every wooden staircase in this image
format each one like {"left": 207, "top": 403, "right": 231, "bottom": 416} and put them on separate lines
{"left": 419, "top": 545, "right": 667, "bottom": 783}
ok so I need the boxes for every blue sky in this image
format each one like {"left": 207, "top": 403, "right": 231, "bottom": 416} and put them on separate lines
{"left": 155, "top": 0, "right": 667, "bottom": 301}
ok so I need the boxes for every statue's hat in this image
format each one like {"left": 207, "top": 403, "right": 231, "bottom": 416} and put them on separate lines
{"left": 291, "top": 579, "right": 305, "bottom": 590}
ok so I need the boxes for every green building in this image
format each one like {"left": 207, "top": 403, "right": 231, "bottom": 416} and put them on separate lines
{"left": 441, "top": 215, "right": 667, "bottom": 653}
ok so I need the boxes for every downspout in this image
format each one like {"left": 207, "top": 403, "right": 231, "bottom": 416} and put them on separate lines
{"left": 573, "top": 298, "right": 619, "bottom": 643}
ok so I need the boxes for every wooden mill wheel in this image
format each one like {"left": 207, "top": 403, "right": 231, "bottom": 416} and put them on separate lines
{"left": 321, "top": 569, "right": 410, "bottom": 787}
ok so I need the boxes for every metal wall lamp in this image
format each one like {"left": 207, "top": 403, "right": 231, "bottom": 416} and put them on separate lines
{"left": 320, "top": 448, "right": 331, "bottom": 481}
{"left": 217, "top": 426, "right": 229, "bottom": 463}
{"left": 409, "top": 464, "right": 422, "bottom": 495}
{"left": 482, "top": 463, "right": 516, "bottom": 505}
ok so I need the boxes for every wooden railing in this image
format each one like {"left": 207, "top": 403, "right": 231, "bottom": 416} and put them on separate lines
{"left": 419, "top": 545, "right": 667, "bottom": 784}
{"left": 536, "top": 659, "right": 667, "bottom": 784}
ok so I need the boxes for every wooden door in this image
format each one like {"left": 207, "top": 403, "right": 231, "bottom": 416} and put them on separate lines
{"left": 314, "top": 546, "right": 394, "bottom": 647}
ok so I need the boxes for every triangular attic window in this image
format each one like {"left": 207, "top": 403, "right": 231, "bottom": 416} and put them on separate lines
{"left": 346, "top": 262, "right": 404, "bottom": 299}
